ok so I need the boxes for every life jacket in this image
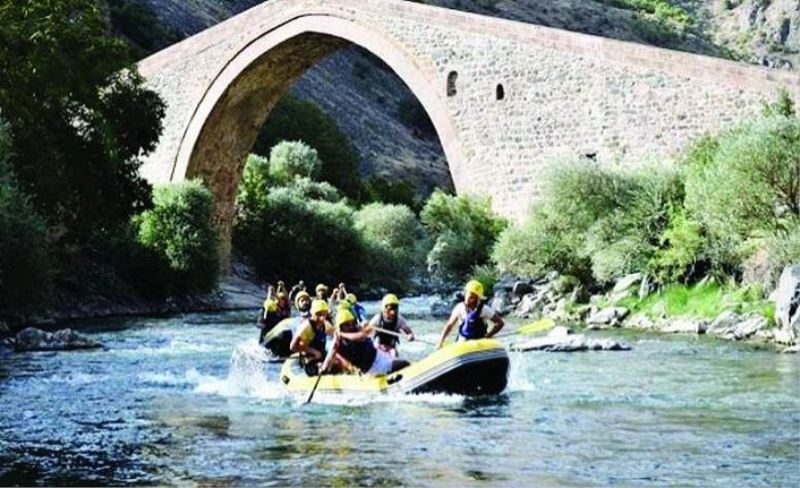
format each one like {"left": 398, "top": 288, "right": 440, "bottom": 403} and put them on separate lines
{"left": 458, "top": 300, "right": 488, "bottom": 340}
{"left": 375, "top": 314, "right": 399, "bottom": 349}
{"left": 339, "top": 335, "right": 378, "bottom": 373}
{"left": 304, "top": 319, "right": 327, "bottom": 354}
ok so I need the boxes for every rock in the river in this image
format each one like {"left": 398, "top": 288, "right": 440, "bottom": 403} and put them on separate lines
{"left": 781, "top": 344, "right": 800, "bottom": 354}
{"left": 623, "top": 313, "right": 656, "bottom": 330}
{"left": 512, "top": 281, "right": 534, "bottom": 297}
{"left": 510, "top": 327, "right": 630, "bottom": 352}
{"left": 13, "top": 327, "right": 101, "bottom": 352}
{"left": 489, "top": 291, "right": 513, "bottom": 316}
{"left": 586, "top": 307, "right": 629, "bottom": 328}
{"left": 731, "top": 316, "right": 769, "bottom": 340}
{"left": 429, "top": 298, "right": 452, "bottom": 318}
{"left": 707, "top": 311, "right": 743, "bottom": 337}
{"left": 660, "top": 318, "right": 707, "bottom": 334}
{"left": 772, "top": 264, "right": 800, "bottom": 345}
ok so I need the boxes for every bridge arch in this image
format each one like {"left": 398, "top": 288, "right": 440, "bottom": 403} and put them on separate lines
{"left": 170, "top": 14, "right": 465, "bottom": 260}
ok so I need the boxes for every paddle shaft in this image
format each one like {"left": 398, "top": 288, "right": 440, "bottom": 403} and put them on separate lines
{"left": 306, "top": 372, "right": 323, "bottom": 404}
{"left": 371, "top": 326, "right": 435, "bottom": 346}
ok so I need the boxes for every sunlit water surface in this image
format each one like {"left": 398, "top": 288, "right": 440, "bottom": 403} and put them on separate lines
{"left": 1, "top": 301, "right": 798, "bottom": 486}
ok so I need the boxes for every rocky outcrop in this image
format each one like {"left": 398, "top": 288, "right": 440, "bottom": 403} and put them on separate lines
{"left": 586, "top": 307, "right": 630, "bottom": 329}
{"left": 510, "top": 326, "right": 631, "bottom": 353}
{"left": 772, "top": 265, "right": 800, "bottom": 345}
{"left": 11, "top": 328, "right": 101, "bottom": 352}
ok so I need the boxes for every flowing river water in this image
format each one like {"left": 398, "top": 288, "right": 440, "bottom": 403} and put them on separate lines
{"left": 1, "top": 298, "right": 799, "bottom": 486}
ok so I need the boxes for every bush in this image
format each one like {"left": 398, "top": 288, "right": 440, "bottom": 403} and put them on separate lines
{"left": 268, "top": 140, "right": 322, "bottom": 185}
{"left": 0, "top": 120, "right": 51, "bottom": 320}
{"left": 493, "top": 159, "right": 683, "bottom": 284}
{"left": 254, "top": 95, "right": 362, "bottom": 198}
{"left": 354, "top": 203, "right": 426, "bottom": 291}
{"left": 421, "top": 190, "right": 507, "bottom": 281}
{"left": 361, "top": 175, "right": 421, "bottom": 210}
{"left": 684, "top": 115, "right": 800, "bottom": 279}
{"left": 136, "top": 180, "right": 220, "bottom": 294}
{"left": 234, "top": 188, "right": 363, "bottom": 286}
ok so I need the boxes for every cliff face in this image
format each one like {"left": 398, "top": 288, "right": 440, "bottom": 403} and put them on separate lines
{"left": 113, "top": 0, "right": 799, "bottom": 195}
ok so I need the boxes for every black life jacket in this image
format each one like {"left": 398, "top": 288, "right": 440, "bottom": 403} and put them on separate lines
{"left": 458, "top": 300, "right": 488, "bottom": 340}
{"left": 339, "top": 336, "right": 378, "bottom": 373}
{"left": 376, "top": 314, "right": 399, "bottom": 349}
{"left": 306, "top": 320, "right": 327, "bottom": 354}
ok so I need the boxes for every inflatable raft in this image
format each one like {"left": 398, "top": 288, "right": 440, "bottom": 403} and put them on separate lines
{"left": 262, "top": 317, "right": 295, "bottom": 359}
{"left": 280, "top": 339, "right": 509, "bottom": 396}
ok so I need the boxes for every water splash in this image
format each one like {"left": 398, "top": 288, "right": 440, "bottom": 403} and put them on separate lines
{"left": 507, "top": 351, "right": 537, "bottom": 392}
{"left": 191, "top": 339, "right": 283, "bottom": 400}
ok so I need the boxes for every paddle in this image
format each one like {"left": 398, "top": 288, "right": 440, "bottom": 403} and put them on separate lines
{"left": 494, "top": 318, "right": 556, "bottom": 339}
{"left": 305, "top": 334, "right": 338, "bottom": 405}
{"left": 371, "top": 325, "right": 436, "bottom": 346}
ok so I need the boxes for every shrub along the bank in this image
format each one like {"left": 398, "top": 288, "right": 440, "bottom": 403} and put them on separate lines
{"left": 354, "top": 202, "right": 428, "bottom": 292}
{"left": 234, "top": 185, "right": 363, "bottom": 286}
{"left": 421, "top": 190, "right": 507, "bottom": 282}
{"left": 136, "top": 180, "right": 220, "bottom": 294}
{"left": 494, "top": 97, "right": 800, "bottom": 294}
{"left": 268, "top": 140, "right": 323, "bottom": 185}
{"left": 0, "top": 120, "right": 51, "bottom": 321}
{"left": 492, "top": 160, "right": 683, "bottom": 285}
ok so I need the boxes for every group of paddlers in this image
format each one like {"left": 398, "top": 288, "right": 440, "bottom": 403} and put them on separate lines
{"left": 257, "top": 279, "right": 505, "bottom": 377}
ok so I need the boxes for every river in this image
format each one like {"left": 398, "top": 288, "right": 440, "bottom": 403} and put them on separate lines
{"left": 1, "top": 300, "right": 798, "bottom": 486}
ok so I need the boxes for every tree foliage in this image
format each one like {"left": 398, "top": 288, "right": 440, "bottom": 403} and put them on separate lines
{"left": 0, "top": 0, "right": 164, "bottom": 240}
{"left": 254, "top": 95, "right": 362, "bottom": 198}
{"left": 421, "top": 190, "right": 507, "bottom": 281}
{"left": 136, "top": 180, "right": 220, "bottom": 294}
{"left": 0, "top": 119, "right": 50, "bottom": 320}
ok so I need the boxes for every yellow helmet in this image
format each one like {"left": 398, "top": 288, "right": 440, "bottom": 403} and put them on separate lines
{"left": 310, "top": 299, "right": 329, "bottom": 316}
{"left": 294, "top": 291, "right": 311, "bottom": 307}
{"left": 315, "top": 283, "right": 328, "bottom": 293}
{"left": 381, "top": 293, "right": 400, "bottom": 308}
{"left": 263, "top": 298, "right": 277, "bottom": 312}
{"left": 335, "top": 307, "right": 356, "bottom": 327}
{"left": 464, "top": 280, "right": 485, "bottom": 299}
{"left": 346, "top": 293, "right": 357, "bottom": 304}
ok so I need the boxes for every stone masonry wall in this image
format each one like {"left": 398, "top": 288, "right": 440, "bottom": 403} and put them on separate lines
{"left": 139, "top": 0, "right": 800, "bottom": 227}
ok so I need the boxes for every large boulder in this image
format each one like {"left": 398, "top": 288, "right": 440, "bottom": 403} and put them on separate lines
{"left": 706, "top": 311, "right": 744, "bottom": 337}
{"left": 772, "top": 265, "right": 800, "bottom": 345}
{"left": 511, "top": 281, "right": 534, "bottom": 297}
{"left": 13, "top": 327, "right": 102, "bottom": 352}
{"left": 510, "top": 326, "right": 631, "bottom": 352}
{"left": 660, "top": 318, "right": 708, "bottom": 334}
{"left": 586, "top": 307, "right": 629, "bottom": 328}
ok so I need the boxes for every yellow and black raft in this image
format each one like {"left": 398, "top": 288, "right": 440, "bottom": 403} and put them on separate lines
{"left": 280, "top": 339, "right": 510, "bottom": 396}
{"left": 263, "top": 317, "right": 295, "bottom": 359}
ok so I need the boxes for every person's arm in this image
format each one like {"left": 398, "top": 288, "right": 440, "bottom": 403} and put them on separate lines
{"left": 436, "top": 309, "right": 460, "bottom": 349}
{"left": 398, "top": 316, "right": 414, "bottom": 341}
{"left": 290, "top": 325, "right": 322, "bottom": 359}
{"left": 338, "top": 327, "right": 369, "bottom": 342}
{"left": 320, "top": 333, "right": 340, "bottom": 373}
{"left": 485, "top": 313, "right": 505, "bottom": 338}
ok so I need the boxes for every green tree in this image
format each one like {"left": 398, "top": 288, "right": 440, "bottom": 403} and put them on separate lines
{"left": 0, "top": 119, "right": 51, "bottom": 320}
{"left": 0, "top": 0, "right": 164, "bottom": 241}
{"left": 355, "top": 202, "right": 427, "bottom": 291}
{"left": 254, "top": 95, "right": 362, "bottom": 198}
{"left": 137, "top": 180, "right": 220, "bottom": 294}
{"left": 421, "top": 190, "right": 507, "bottom": 281}
{"left": 268, "top": 140, "right": 322, "bottom": 184}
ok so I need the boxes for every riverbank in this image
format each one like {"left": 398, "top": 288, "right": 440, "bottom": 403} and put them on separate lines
{"left": 489, "top": 267, "right": 800, "bottom": 353}
{"left": 0, "top": 262, "right": 264, "bottom": 339}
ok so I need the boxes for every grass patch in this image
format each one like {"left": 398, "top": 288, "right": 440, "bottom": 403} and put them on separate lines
{"left": 614, "top": 281, "right": 774, "bottom": 322}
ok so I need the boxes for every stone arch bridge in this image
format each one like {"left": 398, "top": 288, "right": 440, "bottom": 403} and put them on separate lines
{"left": 138, "top": 0, "right": 799, "bottom": 260}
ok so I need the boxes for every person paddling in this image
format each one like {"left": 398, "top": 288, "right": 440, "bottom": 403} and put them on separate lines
{"left": 258, "top": 285, "right": 281, "bottom": 344}
{"left": 369, "top": 293, "right": 414, "bottom": 357}
{"left": 321, "top": 307, "right": 409, "bottom": 376}
{"left": 294, "top": 290, "right": 312, "bottom": 319}
{"left": 290, "top": 300, "right": 334, "bottom": 368}
{"left": 435, "top": 280, "right": 504, "bottom": 349}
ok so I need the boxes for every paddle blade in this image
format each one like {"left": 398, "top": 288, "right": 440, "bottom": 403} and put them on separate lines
{"left": 517, "top": 318, "right": 556, "bottom": 335}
